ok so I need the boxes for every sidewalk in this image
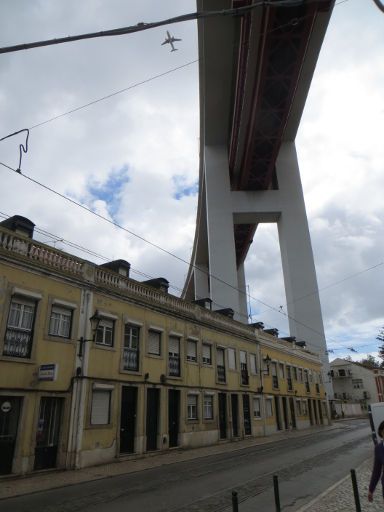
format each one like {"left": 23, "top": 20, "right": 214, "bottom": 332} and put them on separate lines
{"left": 297, "top": 457, "right": 382, "bottom": 512}
{"left": 0, "top": 423, "right": 341, "bottom": 501}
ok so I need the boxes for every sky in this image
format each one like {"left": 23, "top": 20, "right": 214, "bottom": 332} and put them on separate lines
{"left": 0, "top": 0, "right": 383, "bottom": 363}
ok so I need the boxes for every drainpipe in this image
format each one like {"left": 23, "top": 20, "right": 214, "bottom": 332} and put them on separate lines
{"left": 67, "top": 289, "right": 93, "bottom": 469}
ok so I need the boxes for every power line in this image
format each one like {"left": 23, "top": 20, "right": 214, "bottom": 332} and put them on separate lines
{"left": 1, "top": 159, "right": 375, "bottom": 353}
{"left": 28, "top": 61, "right": 198, "bottom": 131}
{"left": 0, "top": 1, "right": 327, "bottom": 55}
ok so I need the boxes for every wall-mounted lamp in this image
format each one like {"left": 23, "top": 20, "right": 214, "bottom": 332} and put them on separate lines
{"left": 78, "top": 310, "right": 102, "bottom": 358}
{"left": 263, "top": 354, "right": 271, "bottom": 375}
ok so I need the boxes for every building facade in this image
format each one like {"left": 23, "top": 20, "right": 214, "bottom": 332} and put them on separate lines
{"left": 330, "top": 358, "right": 382, "bottom": 415}
{"left": 0, "top": 217, "right": 327, "bottom": 476}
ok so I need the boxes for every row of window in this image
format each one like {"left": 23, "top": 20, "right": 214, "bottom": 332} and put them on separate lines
{"left": 90, "top": 388, "right": 313, "bottom": 427}
{"left": 2, "top": 296, "right": 322, "bottom": 396}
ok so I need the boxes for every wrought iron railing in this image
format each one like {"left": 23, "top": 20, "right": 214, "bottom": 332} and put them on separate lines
{"left": 123, "top": 347, "right": 139, "bottom": 371}
{"left": 169, "top": 355, "right": 180, "bottom": 376}
{"left": 3, "top": 327, "right": 32, "bottom": 358}
{"left": 241, "top": 364, "right": 249, "bottom": 385}
{"left": 217, "top": 365, "right": 226, "bottom": 383}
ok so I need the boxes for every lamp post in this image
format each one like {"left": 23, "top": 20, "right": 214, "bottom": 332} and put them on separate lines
{"left": 78, "top": 310, "right": 102, "bottom": 358}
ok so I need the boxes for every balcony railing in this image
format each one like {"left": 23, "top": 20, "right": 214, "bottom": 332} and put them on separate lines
{"left": 169, "top": 355, "right": 180, "bottom": 376}
{"left": 3, "top": 328, "right": 32, "bottom": 358}
{"left": 217, "top": 365, "right": 226, "bottom": 383}
{"left": 123, "top": 347, "right": 139, "bottom": 371}
{"left": 241, "top": 364, "right": 249, "bottom": 385}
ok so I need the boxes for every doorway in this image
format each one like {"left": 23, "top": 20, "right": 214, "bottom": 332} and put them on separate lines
{"left": 218, "top": 393, "right": 227, "bottom": 439}
{"left": 168, "top": 389, "right": 179, "bottom": 448}
{"left": 289, "top": 397, "right": 296, "bottom": 429}
{"left": 146, "top": 388, "right": 160, "bottom": 451}
{"left": 242, "top": 395, "right": 252, "bottom": 435}
{"left": 34, "top": 397, "right": 63, "bottom": 470}
{"left": 308, "top": 399, "right": 314, "bottom": 425}
{"left": 120, "top": 386, "right": 137, "bottom": 454}
{"left": 274, "top": 396, "right": 282, "bottom": 430}
{"left": 231, "top": 394, "right": 239, "bottom": 437}
{"left": 0, "top": 396, "right": 22, "bottom": 475}
{"left": 282, "top": 397, "right": 289, "bottom": 429}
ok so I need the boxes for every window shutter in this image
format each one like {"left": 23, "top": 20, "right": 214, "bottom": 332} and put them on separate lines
{"left": 169, "top": 336, "right": 179, "bottom": 354}
{"left": 187, "top": 340, "right": 196, "bottom": 359}
{"left": 91, "top": 390, "right": 110, "bottom": 425}
{"left": 216, "top": 348, "right": 224, "bottom": 366}
{"left": 228, "top": 349, "right": 236, "bottom": 370}
{"left": 240, "top": 351, "right": 246, "bottom": 364}
{"left": 203, "top": 344, "right": 210, "bottom": 358}
{"left": 148, "top": 330, "right": 160, "bottom": 354}
{"left": 250, "top": 354, "right": 257, "bottom": 374}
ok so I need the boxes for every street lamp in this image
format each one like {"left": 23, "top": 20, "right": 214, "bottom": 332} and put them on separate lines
{"left": 263, "top": 354, "right": 271, "bottom": 375}
{"left": 78, "top": 310, "right": 102, "bottom": 357}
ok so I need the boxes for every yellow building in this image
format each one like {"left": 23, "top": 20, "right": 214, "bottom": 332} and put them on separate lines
{"left": 0, "top": 216, "right": 327, "bottom": 475}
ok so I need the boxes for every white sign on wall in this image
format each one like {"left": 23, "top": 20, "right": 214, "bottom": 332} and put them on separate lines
{"left": 38, "top": 363, "right": 58, "bottom": 381}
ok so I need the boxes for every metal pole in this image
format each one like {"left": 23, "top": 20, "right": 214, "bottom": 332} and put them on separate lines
{"left": 273, "top": 475, "right": 281, "bottom": 512}
{"left": 350, "top": 469, "right": 361, "bottom": 512}
{"left": 232, "top": 490, "right": 239, "bottom": 512}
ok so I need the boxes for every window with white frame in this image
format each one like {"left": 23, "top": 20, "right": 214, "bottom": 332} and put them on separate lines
{"left": 302, "top": 400, "right": 308, "bottom": 415}
{"left": 203, "top": 394, "right": 214, "bottom": 419}
{"left": 228, "top": 348, "right": 236, "bottom": 370}
{"left": 49, "top": 305, "right": 72, "bottom": 338}
{"left": 250, "top": 354, "right": 257, "bottom": 375}
{"left": 91, "top": 390, "right": 111, "bottom": 425}
{"left": 187, "top": 394, "right": 198, "bottom": 420}
{"left": 187, "top": 339, "right": 197, "bottom": 362}
{"left": 296, "top": 399, "right": 302, "bottom": 415}
{"left": 148, "top": 329, "right": 161, "bottom": 356}
{"left": 298, "top": 368, "right": 303, "bottom": 382}
{"left": 279, "top": 363, "right": 285, "bottom": 379}
{"left": 202, "top": 343, "right": 212, "bottom": 365}
{"left": 253, "top": 397, "right": 261, "bottom": 418}
{"left": 292, "top": 366, "right": 298, "bottom": 381}
{"left": 95, "top": 318, "right": 114, "bottom": 347}
{"left": 4, "top": 296, "right": 37, "bottom": 358}
{"left": 169, "top": 336, "right": 180, "bottom": 376}
{"left": 266, "top": 398, "right": 273, "bottom": 417}
{"left": 123, "top": 324, "right": 140, "bottom": 371}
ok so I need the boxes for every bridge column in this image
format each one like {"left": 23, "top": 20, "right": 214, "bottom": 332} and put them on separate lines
{"left": 237, "top": 262, "right": 249, "bottom": 320}
{"left": 276, "top": 142, "right": 331, "bottom": 394}
{"left": 204, "top": 146, "right": 243, "bottom": 320}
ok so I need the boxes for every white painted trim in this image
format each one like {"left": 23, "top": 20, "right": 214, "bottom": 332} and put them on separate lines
{"left": 169, "top": 331, "right": 183, "bottom": 338}
{"left": 92, "top": 383, "right": 115, "bottom": 390}
{"left": 12, "top": 287, "right": 42, "bottom": 300}
{"left": 124, "top": 318, "right": 143, "bottom": 327}
{"left": 52, "top": 298, "right": 77, "bottom": 309}
{"left": 148, "top": 326, "right": 164, "bottom": 332}
{"left": 98, "top": 310, "right": 119, "bottom": 320}
{"left": 187, "top": 390, "right": 200, "bottom": 395}
{"left": 187, "top": 336, "right": 199, "bottom": 342}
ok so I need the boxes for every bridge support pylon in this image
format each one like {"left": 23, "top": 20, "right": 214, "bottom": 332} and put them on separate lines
{"left": 183, "top": 141, "right": 331, "bottom": 393}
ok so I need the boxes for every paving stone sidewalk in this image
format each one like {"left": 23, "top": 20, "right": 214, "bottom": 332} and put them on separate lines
{"left": 297, "top": 458, "right": 383, "bottom": 512}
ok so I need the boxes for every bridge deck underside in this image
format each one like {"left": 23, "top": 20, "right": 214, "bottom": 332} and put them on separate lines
{"left": 228, "top": 0, "right": 333, "bottom": 265}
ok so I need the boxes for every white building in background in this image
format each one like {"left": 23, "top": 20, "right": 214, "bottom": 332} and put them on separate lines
{"left": 330, "top": 358, "right": 381, "bottom": 415}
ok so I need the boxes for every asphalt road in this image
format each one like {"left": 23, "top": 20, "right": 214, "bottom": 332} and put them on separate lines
{"left": 0, "top": 419, "right": 372, "bottom": 512}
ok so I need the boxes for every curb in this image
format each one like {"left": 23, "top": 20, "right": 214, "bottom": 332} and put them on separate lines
{"left": 295, "top": 457, "right": 371, "bottom": 512}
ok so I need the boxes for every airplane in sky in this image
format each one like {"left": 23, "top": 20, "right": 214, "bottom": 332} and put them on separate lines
{"left": 161, "top": 31, "right": 182, "bottom": 52}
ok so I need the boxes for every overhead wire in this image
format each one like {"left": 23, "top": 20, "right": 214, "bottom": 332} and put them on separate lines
{"left": 0, "top": 0, "right": 335, "bottom": 55}
{"left": 0, "top": 0, "right": 359, "bottom": 351}
{"left": 1, "top": 159, "right": 380, "bottom": 356}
